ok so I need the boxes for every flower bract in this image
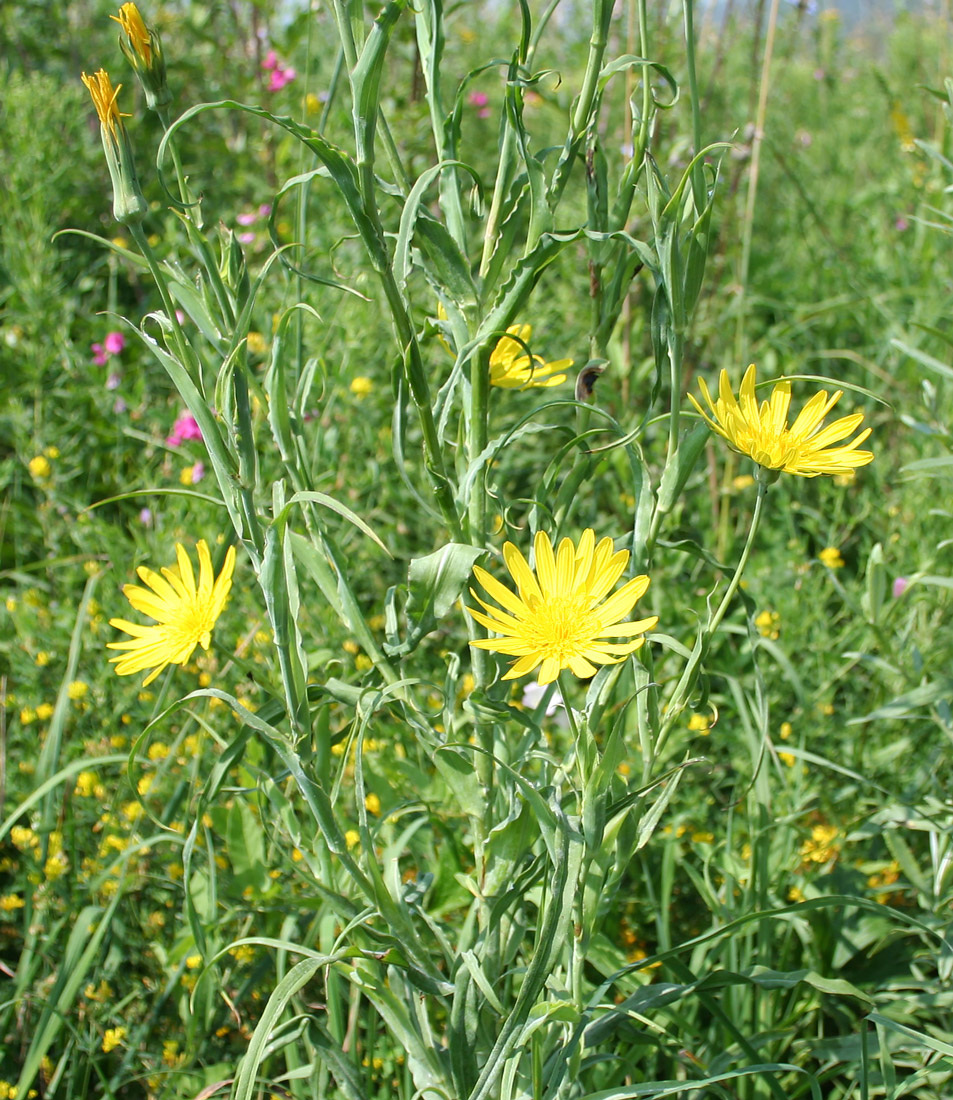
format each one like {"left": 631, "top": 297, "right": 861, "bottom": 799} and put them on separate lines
{"left": 468, "top": 529, "right": 657, "bottom": 685}
{"left": 107, "top": 540, "right": 235, "bottom": 685}
{"left": 689, "top": 364, "right": 873, "bottom": 478}
{"left": 489, "top": 324, "right": 572, "bottom": 389}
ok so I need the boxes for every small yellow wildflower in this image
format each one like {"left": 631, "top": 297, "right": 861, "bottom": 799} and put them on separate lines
{"left": 0, "top": 1081, "right": 17, "bottom": 1100}
{"left": 19, "top": 708, "right": 36, "bottom": 725}
{"left": 68, "top": 680, "right": 89, "bottom": 701}
{"left": 755, "top": 610, "right": 780, "bottom": 639}
{"left": 28, "top": 456, "right": 52, "bottom": 480}
{"left": 687, "top": 712, "right": 710, "bottom": 734}
{"left": 350, "top": 376, "right": 374, "bottom": 398}
{"left": 0, "top": 894, "right": 25, "bottom": 912}
{"left": 74, "top": 772, "right": 99, "bottom": 797}
{"left": 799, "top": 823, "right": 840, "bottom": 865}
{"left": 102, "top": 1027, "right": 126, "bottom": 1053}
{"left": 246, "top": 331, "right": 267, "bottom": 354}
{"left": 185, "top": 953, "right": 202, "bottom": 969}
{"left": 229, "top": 943, "right": 255, "bottom": 965}
{"left": 35, "top": 651, "right": 51, "bottom": 667}
{"left": 36, "top": 703, "right": 54, "bottom": 721}
{"left": 819, "top": 546, "right": 844, "bottom": 569}
{"left": 365, "top": 793, "right": 381, "bottom": 815}
{"left": 10, "top": 827, "right": 37, "bottom": 851}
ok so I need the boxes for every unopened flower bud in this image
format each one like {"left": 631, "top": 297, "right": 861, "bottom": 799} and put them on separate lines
{"left": 81, "top": 69, "right": 148, "bottom": 224}
{"left": 112, "top": 3, "right": 172, "bottom": 111}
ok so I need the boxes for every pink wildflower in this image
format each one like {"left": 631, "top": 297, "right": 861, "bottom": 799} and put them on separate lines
{"left": 236, "top": 211, "right": 258, "bottom": 226}
{"left": 262, "top": 49, "right": 278, "bottom": 71}
{"left": 166, "top": 411, "right": 203, "bottom": 446}
{"left": 92, "top": 343, "right": 109, "bottom": 366}
{"left": 892, "top": 577, "right": 909, "bottom": 598}
{"left": 103, "top": 331, "right": 126, "bottom": 355}
{"left": 190, "top": 461, "right": 205, "bottom": 484}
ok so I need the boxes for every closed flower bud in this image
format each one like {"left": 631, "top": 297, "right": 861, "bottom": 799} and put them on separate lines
{"left": 112, "top": 3, "right": 172, "bottom": 111}
{"left": 81, "top": 69, "right": 148, "bottom": 224}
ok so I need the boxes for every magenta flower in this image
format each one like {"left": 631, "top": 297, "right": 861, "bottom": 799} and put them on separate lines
{"left": 92, "top": 343, "right": 109, "bottom": 366}
{"left": 104, "top": 331, "right": 126, "bottom": 355}
{"left": 237, "top": 211, "right": 258, "bottom": 226}
{"left": 892, "top": 577, "right": 909, "bottom": 598}
{"left": 262, "top": 49, "right": 278, "bottom": 71}
{"left": 268, "top": 67, "right": 296, "bottom": 92}
{"left": 166, "top": 411, "right": 203, "bottom": 446}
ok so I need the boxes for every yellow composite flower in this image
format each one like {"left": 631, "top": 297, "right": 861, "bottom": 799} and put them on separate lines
{"left": 81, "top": 68, "right": 126, "bottom": 139}
{"left": 107, "top": 540, "right": 236, "bottom": 685}
{"left": 489, "top": 324, "right": 572, "bottom": 389}
{"left": 112, "top": 3, "right": 152, "bottom": 65}
{"left": 689, "top": 364, "right": 874, "bottom": 478}
{"left": 468, "top": 529, "right": 658, "bottom": 685}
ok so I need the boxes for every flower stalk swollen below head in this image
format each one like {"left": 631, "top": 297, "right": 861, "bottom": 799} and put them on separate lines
{"left": 81, "top": 68, "right": 148, "bottom": 223}
{"left": 689, "top": 364, "right": 874, "bottom": 479}
{"left": 107, "top": 540, "right": 236, "bottom": 685}
{"left": 467, "top": 529, "right": 657, "bottom": 685}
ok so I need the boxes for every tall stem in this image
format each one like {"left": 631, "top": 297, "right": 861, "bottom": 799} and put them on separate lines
{"left": 653, "top": 477, "right": 768, "bottom": 760}
{"left": 735, "top": 0, "right": 781, "bottom": 363}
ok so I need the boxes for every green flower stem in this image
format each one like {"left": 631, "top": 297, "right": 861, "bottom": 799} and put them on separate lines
{"left": 479, "top": 122, "right": 518, "bottom": 279}
{"left": 548, "top": 0, "right": 613, "bottom": 209}
{"left": 653, "top": 477, "right": 768, "bottom": 761}
{"left": 128, "top": 224, "right": 261, "bottom": 563}
{"left": 667, "top": 330, "right": 684, "bottom": 460}
{"left": 682, "top": 0, "right": 706, "bottom": 211}
{"left": 156, "top": 108, "right": 236, "bottom": 331}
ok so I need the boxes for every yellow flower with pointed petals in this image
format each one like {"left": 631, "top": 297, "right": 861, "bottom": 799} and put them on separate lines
{"left": 111, "top": 3, "right": 171, "bottom": 110}
{"left": 107, "top": 540, "right": 236, "bottom": 685}
{"left": 112, "top": 3, "right": 152, "bottom": 65}
{"left": 489, "top": 325, "right": 571, "bottom": 389}
{"left": 689, "top": 364, "right": 874, "bottom": 478}
{"left": 468, "top": 529, "right": 657, "bottom": 685}
{"left": 81, "top": 68, "right": 126, "bottom": 138}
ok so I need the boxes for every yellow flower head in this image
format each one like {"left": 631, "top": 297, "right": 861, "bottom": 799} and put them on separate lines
{"left": 81, "top": 69, "right": 127, "bottom": 138}
{"left": 107, "top": 540, "right": 236, "bottom": 685}
{"left": 112, "top": 3, "right": 152, "bottom": 65}
{"left": 689, "top": 365, "right": 874, "bottom": 478}
{"left": 111, "top": 3, "right": 171, "bottom": 111}
{"left": 819, "top": 546, "right": 844, "bottom": 569}
{"left": 468, "top": 529, "right": 658, "bottom": 685}
{"left": 102, "top": 1026, "right": 126, "bottom": 1053}
{"left": 29, "top": 455, "right": 52, "bottom": 480}
{"left": 81, "top": 68, "right": 147, "bottom": 222}
{"left": 489, "top": 325, "right": 572, "bottom": 390}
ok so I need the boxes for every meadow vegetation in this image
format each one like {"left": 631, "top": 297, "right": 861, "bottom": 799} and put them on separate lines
{"left": 2, "top": 1, "right": 953, "bottom": 1097}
